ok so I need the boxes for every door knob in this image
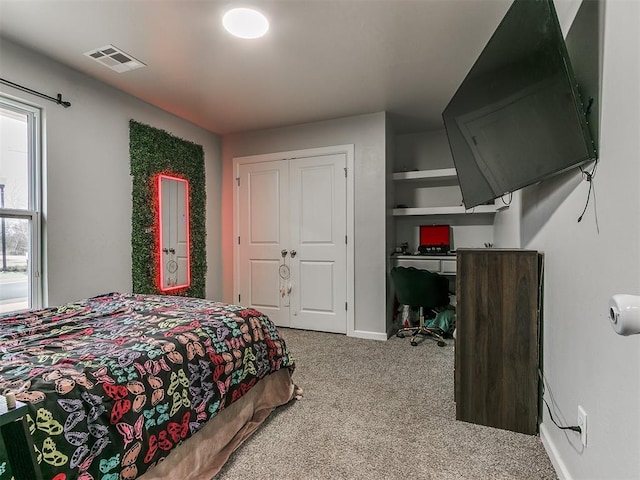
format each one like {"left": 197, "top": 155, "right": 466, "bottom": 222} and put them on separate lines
{"left": 290, "top": 250, "right": 297, "bottom": 258}
{"left": 281, "top": 249, "right": 288, "bottom": 258}
{"left": 162, "top": 248, "right": 169, "bottom": 254}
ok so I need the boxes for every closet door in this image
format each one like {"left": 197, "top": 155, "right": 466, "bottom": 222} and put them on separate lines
{"left": 238, "top": 160, "right": 290, "bottom": 327}
{"left": 289, "top": 154, "right": 347, "bottom": 333}
{"left": 236, "top": 153, "right": 348, "bottom": 333}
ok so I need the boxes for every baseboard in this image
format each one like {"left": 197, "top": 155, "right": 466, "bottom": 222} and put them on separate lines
{"left": 350, "top": 330, "right": 388, "bottom": 341}
{"left": 540, "top": 422, "right": 572, "bottom": 480}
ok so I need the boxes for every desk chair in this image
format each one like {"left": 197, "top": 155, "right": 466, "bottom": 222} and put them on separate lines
{"left": 391, "top": 266, "right": 450, "bottom": 347}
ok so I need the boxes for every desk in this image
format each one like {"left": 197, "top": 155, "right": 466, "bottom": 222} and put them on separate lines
{"left": 391, "top": 254, "right": 457, "bottom": 275}
{"left": 0, "top": 396, "right": 42, "bottom": 480}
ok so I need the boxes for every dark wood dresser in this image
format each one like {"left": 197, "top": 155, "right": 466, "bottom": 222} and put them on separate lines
{"left": 455, "top": 249, "right": 543, "bottom": 435}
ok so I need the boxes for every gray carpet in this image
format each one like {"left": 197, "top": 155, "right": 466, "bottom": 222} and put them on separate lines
{"left": 217, "top": 328, "right": 558, "bottom": 479}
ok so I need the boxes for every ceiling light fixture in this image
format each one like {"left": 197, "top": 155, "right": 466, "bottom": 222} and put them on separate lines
{"left": 222, "top": 7, "right": 269, "bottom": 39}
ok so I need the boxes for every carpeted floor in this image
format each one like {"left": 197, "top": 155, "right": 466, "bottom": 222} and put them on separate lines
{"left": 217, "top": 328, "right": 558, "bottom": 479}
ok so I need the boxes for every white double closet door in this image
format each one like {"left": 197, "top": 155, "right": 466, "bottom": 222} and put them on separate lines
{"left": 237, "top": 153, "right": 347, "bottom": 333}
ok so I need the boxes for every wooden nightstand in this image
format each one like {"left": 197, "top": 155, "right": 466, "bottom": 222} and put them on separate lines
{"left": 0, "top": 396, "right": 42, "bottom": 480}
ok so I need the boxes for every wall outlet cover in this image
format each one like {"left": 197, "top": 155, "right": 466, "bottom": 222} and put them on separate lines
{"left": 578, "top": 405, "right": 588, "bottom": 447}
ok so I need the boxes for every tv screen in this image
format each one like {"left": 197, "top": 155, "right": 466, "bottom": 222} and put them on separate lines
{"left": 442, "top": 0, "right": 597, "bottom": 208}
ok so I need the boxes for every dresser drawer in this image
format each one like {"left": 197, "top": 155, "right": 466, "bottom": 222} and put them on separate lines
{"left": 395, "top": 257, "right": 441, "bottom": 271}
{"left": 441, "top": 260, "right": 457, "bottom": 274}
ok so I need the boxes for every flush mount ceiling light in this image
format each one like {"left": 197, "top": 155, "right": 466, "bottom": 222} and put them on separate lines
{"left": 223, "top": 7, "right": 269, "bottom": 39}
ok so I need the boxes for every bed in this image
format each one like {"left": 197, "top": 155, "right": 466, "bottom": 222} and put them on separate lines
{"left": 0, "top": 292, "right": 298, "bottom": 480}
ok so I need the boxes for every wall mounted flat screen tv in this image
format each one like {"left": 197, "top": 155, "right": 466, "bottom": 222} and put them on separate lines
{"left": 442, "top": 0, "right": 597, "bottom": 208}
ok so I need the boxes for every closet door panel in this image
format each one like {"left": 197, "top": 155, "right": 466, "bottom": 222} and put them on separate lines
{"left": 238, "top": 160, "right": 290, "bottom": 327}
{"left": 289, "top": 154, "right": 347, "bottom": 333}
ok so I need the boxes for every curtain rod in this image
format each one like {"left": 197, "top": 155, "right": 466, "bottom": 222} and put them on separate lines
{"left": 0, "top": 77, "right": 71, "bottom": 108}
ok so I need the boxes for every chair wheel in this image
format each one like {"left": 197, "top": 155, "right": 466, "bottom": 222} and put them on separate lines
{"left": 437, "top": 341, "right": 446, "bottom": 347}
{"left": 396, "top": 332, "right": 405, "bottom": 338}
{"left": 411, "top": 341, "right": 418, "bottom": 346}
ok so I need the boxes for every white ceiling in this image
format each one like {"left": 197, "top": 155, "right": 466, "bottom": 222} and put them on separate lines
{"left": 0, "top": 0, "right": 512, "bottom": 135}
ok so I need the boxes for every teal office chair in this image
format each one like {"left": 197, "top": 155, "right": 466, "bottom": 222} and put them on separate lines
{"left": 391, "top": 266, "right": 450, "bottom": 347}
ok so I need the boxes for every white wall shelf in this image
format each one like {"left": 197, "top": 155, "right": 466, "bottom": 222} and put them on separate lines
{"left": 392, "top": 167, "right": 497, "bottom": 217}
{"left": 391, "top": 130, "right": 499, "bottom": 253}
{"left": 393, "top": 204, "right": 497, "bottom": 216}
{"left": 392, "top": 168, "right": 458, "bottom": 186}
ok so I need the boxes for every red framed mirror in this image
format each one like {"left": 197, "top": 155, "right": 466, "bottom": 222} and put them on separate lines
{"left": 157, "top": 174, "right": 191, "bottom": 292}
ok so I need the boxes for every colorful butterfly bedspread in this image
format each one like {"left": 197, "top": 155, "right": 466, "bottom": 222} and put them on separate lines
{"left": 0, "top": 292, "right": 295, "bottom": 480}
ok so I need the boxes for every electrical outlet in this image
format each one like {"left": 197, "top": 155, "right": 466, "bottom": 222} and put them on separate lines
{"left": 577, "top": 405, "right": 587, "bottom": 447}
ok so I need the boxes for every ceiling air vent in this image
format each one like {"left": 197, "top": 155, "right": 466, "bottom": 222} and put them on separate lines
{"left": 83, "top": 45, "right": 145, "bottom": 73}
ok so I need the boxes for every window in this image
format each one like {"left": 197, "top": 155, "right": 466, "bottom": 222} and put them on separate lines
{"left": 0, "top": 97, "right": 42, "bottom": 313}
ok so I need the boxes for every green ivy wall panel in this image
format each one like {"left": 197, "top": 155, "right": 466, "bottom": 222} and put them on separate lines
{"left": 129, "top": 120, "right": 206, "bottom": 298}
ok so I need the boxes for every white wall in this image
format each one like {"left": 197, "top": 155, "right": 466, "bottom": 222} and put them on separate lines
{"left": 222, "top": 112, "right": 388, "bottom": 338}
{"left": 495, "top": 1, "right": 640, "bottom": 478}
{"left": 0, "top": 39, "right": 223, "bottom": 306}
{"left": 395, "top": 129, "right": 454, "bottom": 171}
{"left": 492, "top": 191, "right": 521, "bottom": 248}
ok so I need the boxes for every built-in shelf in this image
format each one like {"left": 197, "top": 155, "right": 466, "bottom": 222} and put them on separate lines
{"left": 392, "top": 167, "right": 504, "bottom": 217}
{"left": 392, "top": 168, "right": 458, "bottom": 186}
{"left": 393, "top": 204, "right": 497, "bottom": 216}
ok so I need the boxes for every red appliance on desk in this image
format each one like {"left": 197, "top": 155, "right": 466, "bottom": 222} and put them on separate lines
{"left": 419, "top": 225, "right": 451, "bottom": 254}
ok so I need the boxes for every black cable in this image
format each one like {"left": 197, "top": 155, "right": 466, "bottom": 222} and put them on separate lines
{"left": 577, "top": 161, "right": 599, "bottom": 232}
{"left": 591, "top": 173, "right": 600, "bottom": 234}
{"left": 577, "top": 176, "right": 592, "bottom": 222}
{"left": 501, "top": 192, "right": 513, "bottom": 206}
{"left": 538, "top": 369, "right": 581, "bottom": 434}
{"left": 585, "top": 97, "right": 595, "bottom": 116}
{"left": 543, "top": 397, "right": 582, "bottom": 434}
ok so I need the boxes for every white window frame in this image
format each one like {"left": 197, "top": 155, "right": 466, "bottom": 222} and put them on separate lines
{"left": 0, "top": 96, "right": 42, "bottom": 310}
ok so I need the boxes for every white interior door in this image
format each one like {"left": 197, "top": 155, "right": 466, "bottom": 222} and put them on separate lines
{"left": 237, "top": 153, "right": 347, "bottom": 333}
{"left": 238, "top": 160, "right": 290, "bottom": 326}
{"left": 289, "top": 154, "right": 346, "bottom": 333}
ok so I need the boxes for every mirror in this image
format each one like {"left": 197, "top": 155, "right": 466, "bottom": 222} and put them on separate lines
{"left": 157, "top": 174, "right": 190, "bottom": 291}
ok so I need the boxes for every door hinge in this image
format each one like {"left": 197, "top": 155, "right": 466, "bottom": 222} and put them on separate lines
{"left": 238, "top": 294, "right": 241, "bottom": 303}
{"left": 344, "top": 167, "right": 347, "bottom": 178}
{"left": 345, "top": 235, "right": 348, "bottom": 245}
{"left": 236, "top": 177, "right": 240, "bottom": 186}
{"left": 345, "top": 302, "right": 348, "bottom": 311}
{"left": 238, "top": 236, "right": 240, "bottom": 245}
